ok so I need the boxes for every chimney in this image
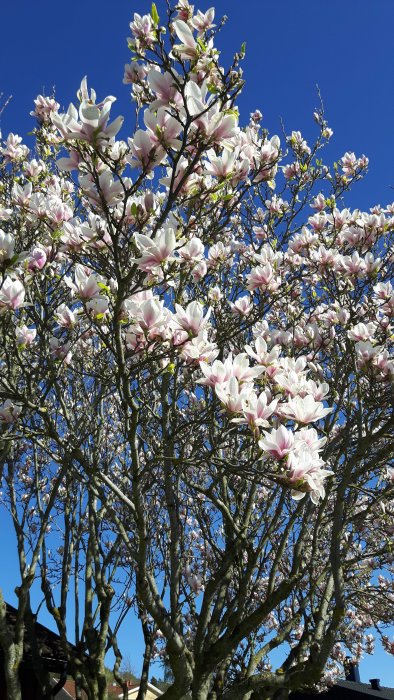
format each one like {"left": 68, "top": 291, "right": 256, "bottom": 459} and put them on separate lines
{"left": 345, "top": 658, "right": 360, "bottom": 683}
{"left": 370, "top": 679, "right": 381, "bottom": 691}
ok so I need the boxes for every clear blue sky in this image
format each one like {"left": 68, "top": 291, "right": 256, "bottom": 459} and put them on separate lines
{"left": 1, "top": 0, "right": 393, "bottom": 686}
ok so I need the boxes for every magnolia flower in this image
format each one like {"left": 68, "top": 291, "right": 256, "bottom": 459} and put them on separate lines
{"left": 245, "top": 337, "right": 281, "bottom": 368}
{"left": 15, "top": 325, "right": 36, "bottom": 347}
{"left": 355, "top": 341, "right": 380, "bottom": 365}
{"left": 147, "top": 70, "right": 183, "bottom": 110}
{"left": 233, "top": 391, "right": 278, "bottom": 429}
{"left": 174, "top": 300, "right": 211, "bottom": 335}
{"left": 178, "top": 237, "right": 204, "bottom": 262}
{"left": 294, "top": 427, "right": 327, "bottom": 452}
{"left": 133, "top": 228, "right": 179, "bottom": 272}
{"left": 51, "top": 77, "right": 123, "bottom": 144}
{"left": 259, "top": 425, "right": 295, "bottom": 459}
{"left": 247, "top": 264, "right": 279, "bottom": 292}
{"left": 144, "top": 107, "right": 182, "bottom": 150}
{"left": 128, "top": 129, "right": 165, "bottom": 171}
{"left": 0, "top": 277, "right": 25, "bottom": 311}
{"left": 347, "top": 322, "right": 376, "bottom": 342}
{"left": 172, "top": 20, "right": 198, "bottom": 60}
{"left": 0, "top": 229, "right": 15, "bottom": 263}
{"left": 129, "top": 12, "right": 157, "bottom": 50}
{"left": 136, "top": 298, "right": 169, "bottom": 338}
{"left": 180, "top": 332, "right": 219, "bottom": 364}
{"left": 198, "top": 357, "right": 233, "bottom": 387}
{"left": 228, "top": 353, "right": 265, "bottom": 383}
{"left": 71, "top": 265, "right": 102, "bottom": 300}
{"left": 0, "top": 399, "right": 21, "bottom": 423}
{"left": 79, "top": 172, "right": 124, "bottom": 207}
{"left": 28, "top": 247, "right": 47, "bottom": 271}
{"left": 49, "top": 338, "right": 72, "bottom": 364}
{"left": 215, "top": 377, "right": 253, "bottom": 414}
{"left": 229, "top": 296, "right": 252, "bottom": 317}
{"left": 191, "top": 7, "right": 215, "bottom": 34}
{"left": 86, "top": 296, "right": 109, "bottom": 319}
{"left": 55, "top": 304, "right": 77, "bottom": 328}
{"left": 286, "top": 448, "right": 332, "bottom": 503}
{"left": 279, "top": 395, "right": 332, "bottom": 424}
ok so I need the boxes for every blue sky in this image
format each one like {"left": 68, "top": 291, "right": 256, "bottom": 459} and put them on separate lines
{"left": 1, "top": 0, "right": 394, "bottom": 686}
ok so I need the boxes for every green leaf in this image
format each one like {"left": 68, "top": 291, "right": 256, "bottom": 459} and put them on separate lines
{"left": 240, "top": 42, "right": 246, "bottom": 57}
{"left": 151, "top": 2, "right": 159, "bottom": 26}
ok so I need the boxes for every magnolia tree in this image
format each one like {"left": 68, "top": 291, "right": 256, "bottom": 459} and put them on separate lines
{"left": 0, "top": 2, "right": 394, "bottom": 699}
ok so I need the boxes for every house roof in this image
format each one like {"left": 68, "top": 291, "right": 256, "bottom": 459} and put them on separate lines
{"left": 52, "top": 679, "right": 76, "bottom": 699}
{"left": 336, "top": 681, "right": 394, "bottom": 700}
{"left": 56, "top": 679, "right": 122, "bottom": 700}
{"left": 118, "top": 681, "right": 164, "bottom": 698}
{"left": 2, "top": 603, "right": 76, "bottom": 673}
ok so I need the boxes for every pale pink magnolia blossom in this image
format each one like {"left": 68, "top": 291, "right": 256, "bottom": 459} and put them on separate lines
{"left": 246, "top": 263, "right": 280, "bottom": 292}
{"left": 174, "top": 300, "right": 211, "bottom": 335}
{"left": 79, "top": 172, "right": 124, "bottom": 207}
{"left": 0, "top": 230, "right": 15, "bottom": 262}
{"left": 175, "top": 0, "right": 194, "bottom": 21}
{"left": 30, "top": 94, "right": 60, "bottom": 123}
{"left": 215, "top": 377, "right": 253, "bottom": 414}
{"left": 180, "top": 332, "right": 219, "bottom": 364}
{"left": 55, "top": 304, "right": 77, "bottom": 328}
{"left": 179, "top": 237, "right": 204, "bottom": 263}
{"left": 259, "top": 425, "right": 295, "bottom": 459}
{"left": 311, "top": 193, "right": 326, "bottom": 211}
{"left": 355, "top": 341, "right": 380, "bottom": 365}
{"left": 191, "top": 7, "right": 215, "bottom": 34}
{"left": 147, "top": 70, "right": 183, "bottom": 110}
{"left": 49, "top": 338, "right": 72, "bottom": 364}
{"left": 15, "top": 325, "right": 36, "bottom": 347}
{"left": 245, "top": 337, "right": 281, "bottom": 368}
{"left": 136, "top": 299, "right": 170, "bottom": 338}
{"left": 0, "top": 278, "right": 25, "bottom": 311}
{"left": 51, "top": 78, "right": 123, "bottom": 144}
{"left": 192, "top": 260, "right": 207, "bottom": 281}
{"left": 286, "top": 449, "right": 332, "bottom": 504}
{"left": 124, "top": 330, "right": 147, "bottom": 353}
{"left": 229, "top": 296, "right": 252, "bottom": 317}
{"left": 172, "top": 20, "right": 198, "bottom": 60}
{"left": 57, "top": 149, "right": 82, "bottom": 172}
{"left": 205, "top": 149, "right": 237, "bottom": 179}
{"left": 198, "top": 357, "right": 233, "bottom": 387}
{"left": 28, "top": 247, "right": 47, "bottom": 271}
{"left": 228, "top": 353, "right": 265, "bottom": 383}
{"left": 208, "top": 286, "right": 222, "bottom": 303}
{"left": 122, "top": 290, "right": 154, "bottom": 320}
{"left": 71, "top": 264, "right": 102, "bottom": 300}
{"left": 347, "top": 322, "right": 376, "bottom": 342}
{"left": 233, "top": 391, "right": 278, "bottom": 429}
{"left": 374, "top": 350, "right": 394, "bottom": 378}
{"left": 123, "top": 62, "right": 148, "bottom": 85}
{"left": 129, "top": 12, "right": 157, "bottom": 49}
{"left": 133, "top": 228, "right": 180, "bottom": 272}
{"left": 86, "top": 296, "right": 109, "bottom": 319}
{"left": 294, "top": 427, "right": 327, "bottom": 453}
{"left": 144, "top": 108, "right": 182, "bottom": 150}
{"left": 185, "top": 565, "right": 204, "bottom": 595}
{"left": 0, "top": 133, "right": 29, "bottom": 162}
{"left": 373, "top": 281, "right": 393, "bottom": 301}
{"left": 0, "top": 399, "right": 22, "bottom": 423}
{"left": 279, "top": 395, "right": 332, "bottom": 424}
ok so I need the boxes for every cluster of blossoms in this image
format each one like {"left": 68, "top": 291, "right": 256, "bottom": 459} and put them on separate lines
{"left": 1, "top": 2, "right": 393, "bottom": 698}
